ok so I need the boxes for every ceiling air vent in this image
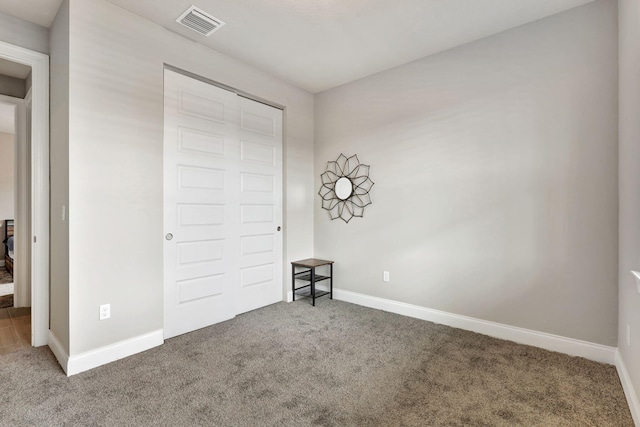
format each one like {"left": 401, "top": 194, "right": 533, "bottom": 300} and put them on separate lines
{"left": 176, "top": 6, "right": 225, "bottom": 37}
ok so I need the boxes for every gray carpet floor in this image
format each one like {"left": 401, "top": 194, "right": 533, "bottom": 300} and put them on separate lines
{"left": 0, "top": 299, "right": 633, "bottom": 426}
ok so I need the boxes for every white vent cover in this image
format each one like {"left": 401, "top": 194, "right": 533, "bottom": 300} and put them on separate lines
{"left": 176, "top": 5, "right": 225, "bottom": 36}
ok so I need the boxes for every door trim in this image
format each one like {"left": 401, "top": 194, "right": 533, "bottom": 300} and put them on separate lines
{"left": 0, "top": 41, "right": 50, "bottom": 347}
{"left": 164, "top": 64, "right": 285, "bottom": 111}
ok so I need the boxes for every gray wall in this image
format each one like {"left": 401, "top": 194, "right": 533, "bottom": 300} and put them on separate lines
{"left": 0, "top": 11, "right": 49, "bottom": 55}
{"left": 64, "top": 0, "right": 314, "bottom": 356}
{"left": 49, "top": 0, "right": 70, "bottom": 353}
{"left": 314, "top": 0, "right": 618, "bottom": 346}
{"left": 618, "top": 0, "right": 640, "bottom": 406}
{"left": 0, "top": 74, "right": 26, "bottom": 98}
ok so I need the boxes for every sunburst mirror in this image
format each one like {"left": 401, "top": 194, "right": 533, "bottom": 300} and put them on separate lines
{"left": 318, "top": 154, "right": 374, "bottom": 223}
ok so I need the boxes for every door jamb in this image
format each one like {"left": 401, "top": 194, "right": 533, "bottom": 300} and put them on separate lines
{"left": 0, "top": 41, "right": 50, "bottom": 347}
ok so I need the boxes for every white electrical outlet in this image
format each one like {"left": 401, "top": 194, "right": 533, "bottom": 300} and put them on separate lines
{"left": 628, "top": 324, "right": 631, "bottom": 347}
{"left": 383, "top": 271, "right": 390, "bottom": 282}
{"left": 99, "top": 304, "right": 110, "bottom": 320}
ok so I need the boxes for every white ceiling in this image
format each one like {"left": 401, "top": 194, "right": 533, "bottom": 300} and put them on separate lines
{"left": 0, "top": 0, "right": 595, "bottom": 93}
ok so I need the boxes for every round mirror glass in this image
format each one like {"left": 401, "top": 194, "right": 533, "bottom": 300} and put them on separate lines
{"left": 335, "top": 177, "right": 353, "bottom": 200}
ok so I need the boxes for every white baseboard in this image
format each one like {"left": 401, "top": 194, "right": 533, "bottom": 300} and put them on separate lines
{"left": 48, "top": 330, "right": 70, "bottom": 374}
{"left": 616, "top": 350, "right": 640, "bottom": 426}
{"left": 0, "top": 259, "right": 4, "bottom": 267}
{"left": 333, "top": 289, "right": 616, "bottom": 365}
{"left": 65, "top": 330, "right": 164, "bottom": 376}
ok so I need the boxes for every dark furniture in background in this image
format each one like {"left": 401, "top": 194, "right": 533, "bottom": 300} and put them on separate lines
{"left": 291, "top": 258, "right": 334, "bottom": 306}
{"left": 3, "top": 219, "right": 14, "bottom": 276}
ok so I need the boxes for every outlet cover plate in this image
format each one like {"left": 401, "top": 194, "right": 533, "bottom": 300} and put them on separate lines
{"left": 99, "top": 304, "right": 110, "bottom": 320}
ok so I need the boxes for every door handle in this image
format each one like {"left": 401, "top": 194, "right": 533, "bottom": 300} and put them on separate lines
{"left": 277, "top": 226, "right": 281, "bottom": 231}
{"left": 165, "top": 233, "right": 173, "bottom": 241}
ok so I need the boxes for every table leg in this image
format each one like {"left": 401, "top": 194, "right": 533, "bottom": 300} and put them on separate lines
{"left": 311, "top": 267, "right": 316, "bottom": 307}
{"left": 292, "top": 264, "right": 296, "bottom": 302}
{"left": 330, "top": 263, "right": 333, "bottom": 299}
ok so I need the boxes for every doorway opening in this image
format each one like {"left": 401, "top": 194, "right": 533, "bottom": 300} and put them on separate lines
{"left": 0, "top": 102, "right": 16, "bottom": 299}
{"left": 0, "top": 41, "right": 49, "bottom": 348}
{"left": 0, "top": 61, "right": 31, "bottom": 353}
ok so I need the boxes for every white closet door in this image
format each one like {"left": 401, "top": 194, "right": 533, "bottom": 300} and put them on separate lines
{"left": 163, "top": 70, "right": 283, "bottom": 339}
{"left": 237, "top": 96, "right": 283, "bottom": 314}
{"left": 163, "top": 70, "right": 240, "bottom": 339}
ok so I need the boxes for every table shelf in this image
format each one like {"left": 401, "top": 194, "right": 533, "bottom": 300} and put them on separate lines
{"left": 291, "top": 258, "right": 334, "bottom": 306}
{"left": 294, "top": 286, "right": 331, "bottom": 299}
{"left": 294, "top": 273, "right": 330, "bottom": 282}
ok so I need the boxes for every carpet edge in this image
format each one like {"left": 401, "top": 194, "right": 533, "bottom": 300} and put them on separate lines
{"left": 67, "top": 329, "right": 164, "bottom": 376}
{"left": 332, "top": 288, "right": 617, "bottom": 364}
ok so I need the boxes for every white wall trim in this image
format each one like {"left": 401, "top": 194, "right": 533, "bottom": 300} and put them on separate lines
{"left": 48, "top": 330, "right": 69, "bottom": 374}
{"left": 66, "top": 330, "right": 164, "bottom": 376}
{"left": 334, "top": 289, "right": 616, "bottom": 365}
{"left": 616, "top": 350, "right": 640, "bottom": 426}
{"left": 0, "top": 40, "right": 49, "bottom": 347}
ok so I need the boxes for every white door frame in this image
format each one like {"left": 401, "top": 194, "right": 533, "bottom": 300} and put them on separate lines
{"left": 0, "top": 41, "right": 50, "bottom": 347}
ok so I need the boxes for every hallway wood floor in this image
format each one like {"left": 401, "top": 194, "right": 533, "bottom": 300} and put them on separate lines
{"left": 0, "top": 307, "right": 30, "bottom": 355}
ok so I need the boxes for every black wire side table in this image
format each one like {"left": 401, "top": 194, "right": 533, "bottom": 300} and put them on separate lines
{"left": 291, "top": 258, "right": 334, "bottom": 306}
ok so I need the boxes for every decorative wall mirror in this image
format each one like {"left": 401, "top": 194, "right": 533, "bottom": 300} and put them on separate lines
{"left": 318, "top": 154, "right": 374, "bottom": 223}
{"left": 334, "top": 177, "right": 353, "bottom": 200}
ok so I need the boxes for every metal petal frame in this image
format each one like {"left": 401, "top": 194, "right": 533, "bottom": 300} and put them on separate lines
{"left": 318, "top": 154, "right": 374, "bottom": 223}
